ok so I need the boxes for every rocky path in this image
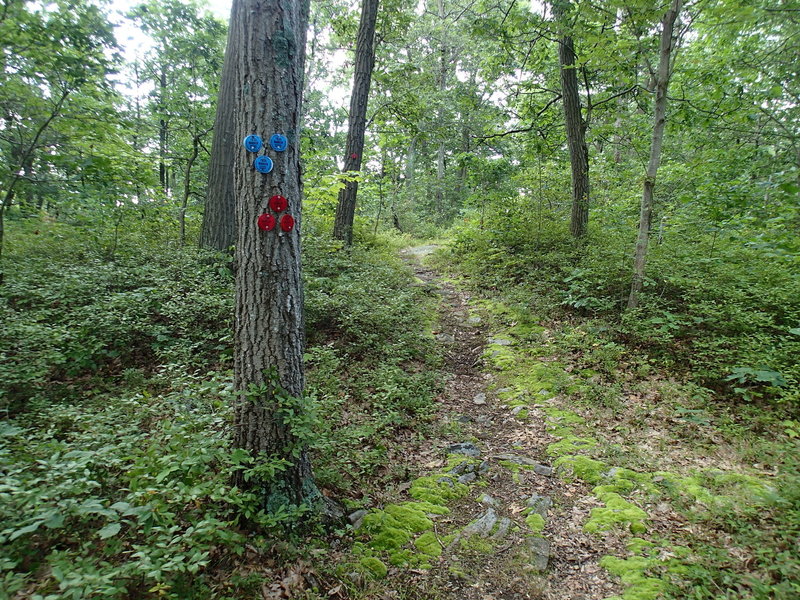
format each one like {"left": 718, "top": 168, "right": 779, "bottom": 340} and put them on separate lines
{"left": 389, "top": 246, "right": 623, "bottom": 600}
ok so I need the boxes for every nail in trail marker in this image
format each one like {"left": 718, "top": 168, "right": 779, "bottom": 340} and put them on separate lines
{"left": 243, "top": 135, "right": 263, "bottom": 153}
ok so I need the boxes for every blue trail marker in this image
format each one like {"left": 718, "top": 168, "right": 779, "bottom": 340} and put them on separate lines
{"left": 243, "top": 134, "right": 263, "bottom": 153}
{"left": 254, "top": 156, "right": 274, "bottom": 173}
{"left": 269, "top": 134, "right": 288, "bottom": 152}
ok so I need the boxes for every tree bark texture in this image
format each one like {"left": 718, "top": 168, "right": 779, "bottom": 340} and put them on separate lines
{"left": 200, "top": 0, "right": 239, "bottom": 252}
{"left": 332, "top": 0, "right": 379, "bottom": 245}
{"left": 554, "top": 2, "right": 589, "bottom": 238}
{"left": 627, "top": 0, "right": 682, "bottom": 309}
{"left": 231, "top": 0, "right": 317, "bottom": 511}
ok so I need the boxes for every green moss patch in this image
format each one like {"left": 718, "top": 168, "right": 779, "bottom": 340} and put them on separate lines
{"left": 409, "top": 474, "right": 469, "bottom": 505}
{"left": 547, "top": 435, "right": 599, "bottom": 457}
{"left": 585, "top": 492, "right": 649, "bottom": 535}
{"left": 554, "top": 455, "right": 608, "bottom": 484}
{"left": 358, "top": 557, "right": 388, "bottom": 579}
{"left": 413, "top": 531, "right": 443, "bottom": 558}
{"left": 600, "top": 555, "right": 667, "bottom": 600}
{"left": 525, "top": 512, "right": 546, "bottom": 533}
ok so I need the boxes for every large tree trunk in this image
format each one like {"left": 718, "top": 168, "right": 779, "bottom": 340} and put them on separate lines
{"left": 231, "top": 0, "right": 320, "bottom": 513}
{"left": 200, "top": 2, "right": 239, "bottom": 252}
{"left": 627, "top": 0, "right": 683, "bottom": 309}
{"left": 554, "top": 1, "right": 589, "bottom": 238}
{"left": 333, "top": 0, "right": 380, "bottom": 245}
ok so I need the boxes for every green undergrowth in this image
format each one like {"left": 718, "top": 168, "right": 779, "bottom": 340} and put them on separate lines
{"left": 1, "top": 222, "right": 443, "bottom": 598}
{"left": 438, "top": 274, "right": 799, "bottom": 600}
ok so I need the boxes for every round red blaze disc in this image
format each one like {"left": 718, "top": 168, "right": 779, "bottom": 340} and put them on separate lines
{"left": 257, "top": 213, "right": 275, "bottom": 231}
{"left": 269, "top": 195, "right": 288, "bottom": 213}
{"left": 280, "top": 214, "right": 295, "bottom": 232}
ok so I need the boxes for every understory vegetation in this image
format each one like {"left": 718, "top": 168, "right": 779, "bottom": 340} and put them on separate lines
{"left": 437, "top": 193, "right": 800, "bottom": 598}
{"left": 0, "top": 217, "right": 440, "bottom": 599}
{"left": 2, "top": 0, "right": 798, "bottom": 598}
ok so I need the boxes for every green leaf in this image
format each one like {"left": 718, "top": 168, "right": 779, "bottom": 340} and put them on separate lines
{"left": 43, "top": 512, "right": 65, "bottom": 529}
{"left": 97, "top": 522, "right": 121, "bottom": 539}
{"left": 9, "top": 521, "right": 43, "bottom": 540}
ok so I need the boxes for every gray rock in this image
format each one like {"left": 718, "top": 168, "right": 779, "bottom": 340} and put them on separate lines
{"left": 496, "top": 387, "right": 512, "bottom": 394}
{"left": 449, "top": 462, "right": 468, "bottom": 475}
{"left": 435, "top": 333, "right": 455, "bottom": 343}
{"left": 491, "top": 517, "right": 511, "bottom": 540}
{"left": 478, "top": 460, "right": 490, "bottom": 474}
{"left": 447, "top": 442, "right": 481, "bottom": 458}
{"left": 495, "top": 453, "right": 538, "bottom": 466}
{"left": 479, "top": 494, "right": 498, "bottom": 506}
{"left": 526, "top": 537, "right": 550, "bottom": 571}
{"left": 511, "top": 405, "right": 527, "bottom": 416}
{"left": 457, "top": 472, "right": 476, "bottom": 484}
{"left": 526, "top": 494, "right": 553, "bottom": 517}
{"left": 464, "top": 463, "right": 475, "bottom": 474}
{"left": 455, "top": 415, "right": 471, "bottom": 424}
{"left": 466, "top": 315, "right": 482, "bottom": 326}
{"left": 460, "top": 508, "right": 498, "bottom": 538}
{"left": 437, "top": 476, "right": 455, "bottom": 487}
{"left": 495, "top": 454, "right": 553, "bottom": 476}
{"left": 348, "top": 509, "right": 368, "bottom": 529}
{"left": 472, "top": 393, "right": 487, "bottom": 405}
{"left": 488, "top": 337, "right": 513, "bottom": 346}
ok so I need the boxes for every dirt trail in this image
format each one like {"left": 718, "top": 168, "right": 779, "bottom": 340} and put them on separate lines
{"left": 393, "top": 247, "right": 622, "bottom": 600}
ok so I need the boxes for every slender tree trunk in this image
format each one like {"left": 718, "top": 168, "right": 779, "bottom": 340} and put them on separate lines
{"left": 627, "top": 0, "right": 682, "bottom": 309}
{"left": 554, "top": 1, "right": 589, "bottom": 238}
{"left": 159, "top": 67, "right": 169, "bottom": 194}
{"left": 200, "top": 1, "right": 239, "bottom": 252}
{"left": 404, "top": 135, "right": 417, "bottom": 190}
{"left": 231, "top": 0, "right": 321, "bottom": 513}
{"left": 434, "top": 0, "right": 447, "bottom": 220}
{"left": 179, "top": 134, "right": 200, "bottom": 247}
{"left": 333, "top": 0, "right": 380, "bottom": 245}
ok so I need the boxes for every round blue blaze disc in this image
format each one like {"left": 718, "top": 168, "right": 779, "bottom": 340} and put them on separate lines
{"left": 270, "top": 134, "right": 288, "bottom": 152}
{"left": 243, "top": 134, "right": 263, "bottom": 153}
{"left": 253, "top": 156, "right": 273, "bottom": 173}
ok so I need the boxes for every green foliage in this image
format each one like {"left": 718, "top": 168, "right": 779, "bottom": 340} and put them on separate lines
{"left": 0, "top": 224, "right": 233, "bottom": 413}
{"left": 444, "top": 190, "right": 800, "bottom": 406}
{"left": 0, "top": 374, "right": 268, "bottom": 599}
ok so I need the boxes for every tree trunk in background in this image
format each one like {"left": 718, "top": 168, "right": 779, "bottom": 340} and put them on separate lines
{"left": 554, "top": 1, "right": 589, "bottom": 238}
{"left": 231, "top": 0, "right": 320, "bottom": 513}
{"left": 434, "top": 0, "right": 447, "bottom": 220}
{"left": 333, "top": 0, "right": 380, "bottom": 245}
{"left": 159, "top": 67, "right": 169, "bottom": 194}
{"left": 179, "top": 134, "right": 200, "bottom": 247}
{"left": 200, "top": 0, "right": 239, "bottom": 252}
{"left": 627, "top": 0, "right": 683, "bottom": 309}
